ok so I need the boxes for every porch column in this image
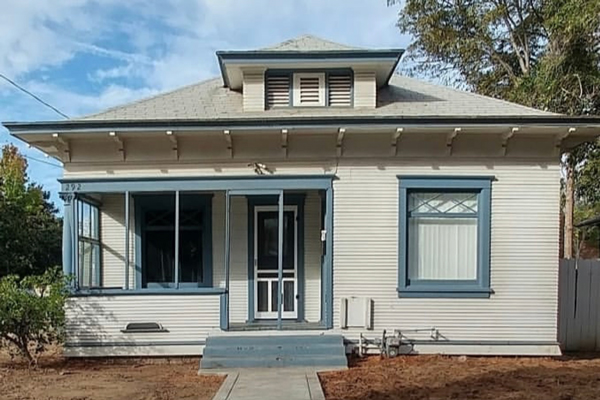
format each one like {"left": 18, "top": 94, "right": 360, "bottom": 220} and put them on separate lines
{"left": 124, "top": 191, "right": 130, "bottom": 289}
{"left": 59, "top": 193, "right": 75, "bottom": 280}
{"left": 277, "top": 191, "right": 284, "bottom": 330}
{"left": 222, "top": 190, "right": 231, "bottom": 330}
{"left": 174, "top": 190, "right": 180, "bottom": 289}
{"left": 324, "top": 187, "right": 334, "bottom": 329}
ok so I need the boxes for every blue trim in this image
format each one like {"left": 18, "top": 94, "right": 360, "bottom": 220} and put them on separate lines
{"left": 70, "top": 287, "right": 226, "bottom": 297}
{"left": 397, "top": 176, "right": 493, "bottom": 298}
{"left": 133, "top": 193, "right": 213, "bottom": 289}
{"left": 220, "top": 292, "right": 228, "bottom": 330}
{"left": 8, "top": 116, "right": 600, "bottom": 134}
{"left": 217, "top": 50, "right": 402, "bottom": 88}
{"left": 324, "top": 187, "right": 334, "bottom": 329}
{"left": 60, "top": 175, "right": 334, "bottom": 194}
{"left": 277, "top": 192, "right": 284, "bottom": 330}
{"left": 124, "top": 191, "right": 130, "bottom": 289}
{"left": 217, "top": 49, "right": 404, "bottom": 60}
{"left": 395, "top": 290, "right": 493, "bottom": 298}
{"left": 60, "top": 195, "right": 75, "bottom": 279}
{"left": 246, "top": 194, "right": 306, "bottom": 323}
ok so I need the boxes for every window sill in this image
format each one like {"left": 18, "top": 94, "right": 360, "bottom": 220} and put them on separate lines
{"left": 397, "top": 287, "right": 493, "bottom": 298}
{"left": 70, "top": 287, "right": 226, "bottom": 297}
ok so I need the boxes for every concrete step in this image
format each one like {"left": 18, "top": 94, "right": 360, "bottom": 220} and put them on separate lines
{"left": 201, "top": 334, "right": 347, "bottom": 369}
{"left": 203, "top": 343, "right": 346, "bottom": 357}
{"left": 201, "top": 355, "right": 348, "bottom": 369}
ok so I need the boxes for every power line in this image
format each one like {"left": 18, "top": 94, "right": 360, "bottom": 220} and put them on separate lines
{"left": 0, "top": 73, "right": 69, "bottom": 119}
{"left": 25, "top": 155, "right": 62, "bottom": 168}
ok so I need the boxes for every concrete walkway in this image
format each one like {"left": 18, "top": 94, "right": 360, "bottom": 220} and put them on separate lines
{"left": 209, "top": 369, "right": 325, "bottom": 400}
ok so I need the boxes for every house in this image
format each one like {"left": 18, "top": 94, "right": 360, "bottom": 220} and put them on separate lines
{"left": 4, "top": 35, "right": 600, "bottom": 367}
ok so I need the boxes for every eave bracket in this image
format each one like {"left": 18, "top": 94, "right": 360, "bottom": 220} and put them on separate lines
{"left": 109, "top": 131, "right": 125, "bottom": 161}
{"left": 52, "top": 133, "right": 71, "bottom": 162}
{"left": 337, "top": 128, "right": 346, "bottom": 157}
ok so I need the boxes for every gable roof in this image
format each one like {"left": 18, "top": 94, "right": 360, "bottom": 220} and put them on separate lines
{"left": 260, "top": 35, "right": 361, "bottom": 52}
{"left": 78, "top": 74, "right": 556, "bottom": 122}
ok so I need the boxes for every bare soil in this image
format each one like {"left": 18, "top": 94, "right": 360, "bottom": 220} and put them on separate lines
{"left": 319, "top": 354, "right": 600, "bottom": 400}
{"left": 0, "top": 349, "right": 223, "bottom": 400}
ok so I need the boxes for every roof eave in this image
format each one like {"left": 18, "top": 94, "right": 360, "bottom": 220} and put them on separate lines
{"left": 216, "top": 49, "right": 404, "bottom": 88}
{"left": 5, "top": 115, "right": 600, "bottom": 135}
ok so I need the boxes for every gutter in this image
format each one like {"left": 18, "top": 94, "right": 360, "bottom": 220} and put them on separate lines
{"left": 5, "top": 115, "right": 600, "bottom": 135}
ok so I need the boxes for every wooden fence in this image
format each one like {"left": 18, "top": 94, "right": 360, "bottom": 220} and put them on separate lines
{"left": 558, "top": 259, "right": 600, "bottom": 351}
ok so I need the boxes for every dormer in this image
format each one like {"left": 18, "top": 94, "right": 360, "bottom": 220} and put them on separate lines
{"left": 216, "top": 35, "right": 403, "bottom": 112}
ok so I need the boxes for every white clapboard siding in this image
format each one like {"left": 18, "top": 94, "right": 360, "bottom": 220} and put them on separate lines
{"left": 353, "top": 70, "right": 376, "bottom": 108}
{"left": 265, "top": 75, "right": 290, "bottom": 109}
{"left": 242, "top": 71, "right": 265, "bottom": 112}
{"left": 332, "top": 161, "right": 560, "bottom": 345}
{"left": 304, "top": 191, "right": 323, "bottom": 322}
{"left": 293, "top": 73, "right": 325, "bottom": 106}
{"left": 213, "top": 193, "right": 249, "bottom": 323}
{"left": 328, "top": 74, "right": 352, "bottom": 107}
{"left": 65, "top": 295, "right": 220, "bottom": 347}
{"left": 66, "top": 145, "right": 561, "bottom": 356}
{"left": 100, "top": 194, "right": 134, "bottom": 288}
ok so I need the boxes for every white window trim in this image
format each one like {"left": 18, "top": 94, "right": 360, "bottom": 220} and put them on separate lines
{"left": 293, "top": 72, "right": 325, "bottom": 107}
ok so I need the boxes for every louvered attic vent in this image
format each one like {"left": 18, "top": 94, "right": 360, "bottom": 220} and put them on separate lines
{"left": 294, "top": 73, "right": 325, "bottom": 107}
{"left": 328, "top": 74, "right": 352, "bottom": 107}
{"left": 264, "top": 71, "right": 353, "bottom": 109}
{"left": 266, "top": 75, "right": 291, "bottom": 109}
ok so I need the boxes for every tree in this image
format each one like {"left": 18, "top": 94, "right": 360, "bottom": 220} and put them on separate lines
{"left": 391, "top": 0, "right": 600, "bottom": 256}
{"left": 0, "top": 144, "right": 62, "bottom": 277}
{"left": 0, "top": 268, "right": 69, "bottom": 365}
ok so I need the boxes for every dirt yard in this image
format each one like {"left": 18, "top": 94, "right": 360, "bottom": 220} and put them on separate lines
{"left": 320, "top": 354, "right": 600, "bottom": 400}
{"left": 0, "top": 349, "right": 223, "bottom": 400}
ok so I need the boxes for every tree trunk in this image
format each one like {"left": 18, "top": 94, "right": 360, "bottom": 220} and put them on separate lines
{"left": 564, "top": 158, "right": 575, "bottom": 259}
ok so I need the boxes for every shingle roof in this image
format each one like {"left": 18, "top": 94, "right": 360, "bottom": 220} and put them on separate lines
{"left": 79, "top": 74, "right": 556, "bottom": 121}
{"left": 260, "top": 35, "right": 361, "bottom": 52}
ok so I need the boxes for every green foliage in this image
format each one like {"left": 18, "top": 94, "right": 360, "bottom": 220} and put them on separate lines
{"left": 392, "top": 0, "right": 600, "bottom": 115}
{"left": 0, "top": 268, "right": 70, "bottom": 365}
{"left": 391, "top": 0, "right": 600, "bottom": 220}
{"left": 0, "top": 144, "right": 62, "bottom": 277}
{"left": 574, "top": 203, "right": 600, "bottom": 255}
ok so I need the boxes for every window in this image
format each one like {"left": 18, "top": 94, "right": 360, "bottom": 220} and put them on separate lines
{"left": 77, "top": 200, "right": 101, "bottom": 289}
{"left": 264, "top": 70, "right": 353, "bottom": 109}
{"left": 136, "top": 194, "right": 212, "bottom": 289}
{"left": 397, "top": 177, "right": 492, "bottom": 298}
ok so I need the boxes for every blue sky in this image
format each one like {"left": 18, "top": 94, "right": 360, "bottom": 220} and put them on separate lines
{"left": 0, "top": 0, "right": 411, "bottom": 210}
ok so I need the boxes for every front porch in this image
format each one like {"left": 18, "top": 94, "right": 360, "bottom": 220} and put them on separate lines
{"left": 60, "top": 175, "right": 334, "bottom": 332}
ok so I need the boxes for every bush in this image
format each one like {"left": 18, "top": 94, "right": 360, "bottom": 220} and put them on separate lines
{"left": 0, "top": 268, "right": 70, "bottom": 365}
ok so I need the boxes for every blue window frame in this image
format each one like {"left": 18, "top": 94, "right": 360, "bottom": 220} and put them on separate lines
{"left": 77, "top": 199, "right": 101, "bottom": 289}
{"left": 397, "top": 176, "right": 493, "bottom": 298}
{"left": 134, "top": 194, "right": 213, "bottom": 289}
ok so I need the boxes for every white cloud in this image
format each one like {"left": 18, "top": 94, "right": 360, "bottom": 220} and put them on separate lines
{"left": 1, "top": 0, "right": 411, "bottom": 209}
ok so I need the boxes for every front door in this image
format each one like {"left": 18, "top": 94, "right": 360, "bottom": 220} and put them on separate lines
{"left": 254, "top": 206, "right": 298, "bottom": 319}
